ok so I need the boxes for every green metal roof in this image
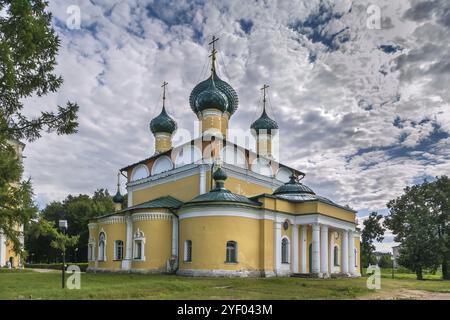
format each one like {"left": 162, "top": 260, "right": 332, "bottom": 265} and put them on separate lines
{"left": 195, "top": 77, "right": 229, "bottom": 113}
{"left": 186, "top": 188, "right": 259, "bottom": 206}
{"left": 185, "top": 167, "right": 259, "bottom": 206}
{"left": 189, "top": 70, "right": 239, "bottom": 116}
{"left": 149, "top": 106, "right": 177, "bottom": 134}
{"left": 273, "top": 176, "right": 315, "bottom": 196}
{"left": 129, "top": 195, "right": 183, "bottom": 210}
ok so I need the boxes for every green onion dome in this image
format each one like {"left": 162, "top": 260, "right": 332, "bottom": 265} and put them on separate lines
{"left": 213, "top": 166, "right": 228, "bottom": 182}
{"left": 189, "top": 71, "right": 238, "bottom": 116}
{"left": 195, "top": 77, "right": 228, "bottom": 113}
{"left": 112, "top": 190, "right": 125, "bottom": 204}
{"left": 251, "top": 108, "right": 279, "bottom": 135}
{"left": 149, "top": 106, "right": 177, "bottom": 135}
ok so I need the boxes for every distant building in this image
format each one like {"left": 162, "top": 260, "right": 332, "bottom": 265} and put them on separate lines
{"left": 0, "top": 139, "right": 25, "bottom": 268}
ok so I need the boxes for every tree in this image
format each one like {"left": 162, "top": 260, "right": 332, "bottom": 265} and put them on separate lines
{"left": 378, "top": 253, "right": 393, "bottom": 269}
{"left": 25, "top": 189, "right": 114, "bottom": 263}
{"left": 385, "top": 183, "right": 442, "bottom": 280}
{"left": 427, "top": 176, "right": 450, "bottom": 280}
{"left": 0, "top": 0, "right": 79, "bottom": 258}
{"left": 361, "top": 212, "right": 385, "bottom": 268}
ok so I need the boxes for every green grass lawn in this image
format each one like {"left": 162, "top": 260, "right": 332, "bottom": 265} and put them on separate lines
{"left": 0, "top": 268, "right": 448, "bottom": 300}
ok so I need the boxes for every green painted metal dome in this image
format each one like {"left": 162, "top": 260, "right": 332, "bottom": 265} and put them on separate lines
{"left": 112, "top": 190, "right": 125, "bottom": 204}
{"left": 195, "top": 78, "right": 228, "bottom": 113}
{"left": 273, "top": 175, "right": 315, "bottom": 196}
{"left": 189, "top": 71, "right": 238, "bottom": 116}
{"left": 149, "top": 106, "right": 177, "bottom": 135}
{"left": 251, "top": 108, "right": 278, "bottom": 135}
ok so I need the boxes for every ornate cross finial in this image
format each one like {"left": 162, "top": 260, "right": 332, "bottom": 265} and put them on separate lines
{"left": 161, "top": 81, "right": 168, "bottom": 108}
{"left": 208, "top": 35, "right": 219, "bottom": 74}
{"left": 261, "top": 84, "right": 269, "bottom": 111}
{"left": 116, "top": 171, "right": 121, "bottom": 188}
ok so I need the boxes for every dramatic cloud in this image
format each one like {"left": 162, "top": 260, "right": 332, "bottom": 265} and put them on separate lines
{"left": 21, "top": 0, "right": 450, "bottom": 250}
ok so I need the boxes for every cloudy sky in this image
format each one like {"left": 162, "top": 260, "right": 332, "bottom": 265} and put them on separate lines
{"left": 21, "top": 0, "right": 450, "bottom": 251}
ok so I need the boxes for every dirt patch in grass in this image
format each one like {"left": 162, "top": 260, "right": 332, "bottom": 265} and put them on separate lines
{"left": 358, "top": 289, "right": 450, "bottom": 300}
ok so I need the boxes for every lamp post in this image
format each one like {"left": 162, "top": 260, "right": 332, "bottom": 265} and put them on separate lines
{"left": 59, "top": 220, "right": 68, "bottom": 289}
{"left": 391, "top": 255, "right": 395, "bottom": 279}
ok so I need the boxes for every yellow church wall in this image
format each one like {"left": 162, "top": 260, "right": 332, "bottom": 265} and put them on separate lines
{"left": 132, "top": 219, "right": 173, "bottom": 271}
{"left": 224, "top": 176, "right": 273, "bottom": 198}
{"left": 5, "top": 241, "right": 20, "bottom": 268}
{"left": 354, "top": 237, "right": 361, "bottom": 270}
{"left": 179, "top": 216, "right": 262, "bottom": 271}
{"left": 295, "top": 202, "right": 319, "bottom": 214}
{"left": 259, "top": 219, "right": 274, "bottom": 272}
{"left": 132, "top": 174, "right": 200, "bottom": 205}
{"left": 97, "top": 222, "right": 126, "bottom": 271}
{"left": 317, "top": 202, "right": 355, "bottom": 223}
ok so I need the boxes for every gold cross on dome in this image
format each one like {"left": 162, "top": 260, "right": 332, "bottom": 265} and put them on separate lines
{"left": 161, "top": 81, "right": 168, "bottom": 107}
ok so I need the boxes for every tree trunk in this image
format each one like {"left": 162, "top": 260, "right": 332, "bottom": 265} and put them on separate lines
{"left": 416, "top": 266, "right": 423, "bottom": 280}
{"left": 443, "top": 259, "right": 449, "bottom": 280}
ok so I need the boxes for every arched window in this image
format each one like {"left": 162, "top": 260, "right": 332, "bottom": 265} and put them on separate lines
{"left": 226, "top": 241, "right": 237, "bottom": 263}
{"left": 281, "top": 237, "right": 290, "bottom": 264}
{"left": 184, "top": 240, "right": 192, "bottom": 262}
{"left": 334, "top": 246, "right": 339, "bottom": 266}
{"left": 131, "top": 164, "right": 149, "bottom": 181}
{"left": 114, "top": 240, "right": 124, "bottom": 260}
{"left": 133, "top": 230, "right": 145, "bottom": 261}
{"left": 98, "top": 232, "right": 106, "bottom": 261}
{"left": 151, "top": 155, "right": 173, "bottom": 175}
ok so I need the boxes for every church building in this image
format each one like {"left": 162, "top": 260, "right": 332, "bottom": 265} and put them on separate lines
{"left": 87, "top": 38, "right": 361, "bottom": 278}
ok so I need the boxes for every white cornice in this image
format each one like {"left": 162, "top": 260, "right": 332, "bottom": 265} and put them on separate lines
{"left": 98, "top": 216, "right": 126, "bottom": 225}
{"left": 131, "top": 212, "right": 173, "bottom": 222}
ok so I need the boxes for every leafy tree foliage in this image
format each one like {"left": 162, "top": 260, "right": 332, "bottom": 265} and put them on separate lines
{"left": 25, "top": 189, "right": 114, "bottom": 263}
{"left": 361, "top": 212, "right": 385, "bottom": 268}
{"left": 385, "top": 181, "right": 443, "bottom": 280}
{"left": 377, "top": 253, "right": 393, "bottom": 269}
{"left": 0, "top": 0, "right": 79, "bottom": 258}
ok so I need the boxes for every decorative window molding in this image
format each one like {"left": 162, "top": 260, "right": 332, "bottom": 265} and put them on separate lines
{"left": 114, "top": 240, "right": 124, "bottom": 261}
{"left": 98, "top": 231, "right": 107, "bottom": 262}
{"left": 281, "top": 236, "right": 290, "bottom": 264}
{"left": 133, "top": 229, "right": 146, "bottom": 261}
{"left": 184, "top": 240, "right": 192, "bottom": 262}
{"left": 225, "top": 241, "right": 238, "bottom": 263}
{"left": 88, "top": 237, "right": 96, "bottom": 262}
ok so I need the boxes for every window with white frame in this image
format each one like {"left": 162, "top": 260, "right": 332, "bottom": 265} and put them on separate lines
{"left": 114, "top": 240, "right": 124, "bottom": 260}
{"left": 133, "top": 230, "right": 145, "bottom": 261}
{"left": 226, "top": 241, "right": 237, "bottom": 263}
{"left": 98, "top": 232, "right": 106, "bottom": 261}
{"left": 281, "top": 237, "right": 290, "bottom": 264}
{"left": 334, "top": 245, "right": 339, "bottom": 266}
{"left": 184, "top": 240, "right": 192, "bottom": 262}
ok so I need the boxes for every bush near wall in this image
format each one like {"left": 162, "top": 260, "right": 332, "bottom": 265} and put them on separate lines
{"left": 25, "top": 263, "right": 88, "bottom": 272}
